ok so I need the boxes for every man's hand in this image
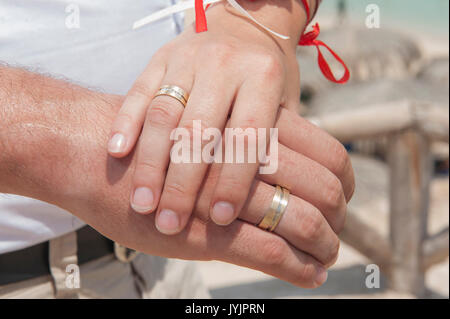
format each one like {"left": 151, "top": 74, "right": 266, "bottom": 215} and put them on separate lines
{"left": 0, "top": 65, "right": 354, "bottom": 288}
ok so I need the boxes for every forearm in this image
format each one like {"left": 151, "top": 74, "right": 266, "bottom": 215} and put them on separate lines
{"left": 0, "top": 65, "right": 122, "bottom": 208}
{"left": 0, "top": 65, "right": 174, "bottom": 255}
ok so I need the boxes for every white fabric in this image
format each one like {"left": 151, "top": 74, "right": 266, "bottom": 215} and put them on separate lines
{"left": 0, "top": 0, "right": 182, "bottom": 254}
{"left": 133, "top": 0, "right": 289, "bottom": 39}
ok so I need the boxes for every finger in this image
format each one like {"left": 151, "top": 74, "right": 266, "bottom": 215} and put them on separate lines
{"left": 113, "top": 201, "right": 328, "bottom": 288}
{"left": 277, "top": 108, "right": 355, "bottom": 202}
{"left": 243, "top": 182, "right": 340, "bottom": 266}
{"left": 194, "top": 162, "right": 339, "bottom": 266}
{"left": 210, "top": 74, "right": 282, "bottom": 226}
{"left": 259, "top": 143, "right": 347, "bottom": 233}
{"left": 186, "top": 169, "right": 330, "bottom": 286}
{"left": 203, "top": 219, "right": 329, "bottom": 288}
{"left": 108, "top": 52, "right": 166, "bottom": 157}
{"left": 130, "top": 65, "right": 194, "bottom": 214}
{"left": 155, "top": 69, "right": 237, "bottom": 235}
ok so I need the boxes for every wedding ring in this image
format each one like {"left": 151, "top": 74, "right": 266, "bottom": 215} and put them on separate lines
{"left": 258, "top": 185, "right": 290, "bottom": 232}
{"left": 154, "top": 85, "right": 189, "bottom": 108}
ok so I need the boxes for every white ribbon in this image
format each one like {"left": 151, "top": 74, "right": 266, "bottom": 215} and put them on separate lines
{"left": 133, "top": 0, "right": 289, "bottom": 40}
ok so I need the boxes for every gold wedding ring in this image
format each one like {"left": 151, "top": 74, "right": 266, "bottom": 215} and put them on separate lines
{"left": 258, "top": 185, "right": 290, "bottom": 232}
{"left": 154, "top": 85, "right": 189, "bottom": 108}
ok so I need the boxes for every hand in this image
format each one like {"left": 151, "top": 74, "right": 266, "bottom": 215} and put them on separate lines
{"left": 195, "top": 108, "right": 355, "bottom": 267}
{"left": 107, "top": 3, "right": 304, "bottom": 235}
{"left": 0, "top": 66, "right": 354, "bottom": 287}
{"left": 78, "top": 107, "right": 354, "bottom": 288}
{"left": 98, "top": 108, "right": 355, "bottom": 287}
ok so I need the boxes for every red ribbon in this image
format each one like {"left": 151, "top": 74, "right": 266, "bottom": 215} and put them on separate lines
{"left": 301, "top": 0, "right": 311, "bottom": 22}
{"left": 299, "top": 23, "right": 350, "bottom": 84}
{"left": 194, "top": 0, "right": 350, "bottom": 84}
{"left": 195, "top": 0, "right": 208, "bottom": 32}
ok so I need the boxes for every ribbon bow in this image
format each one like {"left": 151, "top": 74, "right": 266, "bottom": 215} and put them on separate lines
{"left": 298, "top": 23, "right": 350, "bottom": 84}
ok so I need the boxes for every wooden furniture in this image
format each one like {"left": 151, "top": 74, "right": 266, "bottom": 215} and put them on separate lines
{"left": 308, "top": 100, "right": 449, "bottom": 297}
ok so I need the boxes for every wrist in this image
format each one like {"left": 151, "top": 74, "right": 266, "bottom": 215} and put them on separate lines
{"left": 204, "top": 1, "right": 308, "bottom": 53}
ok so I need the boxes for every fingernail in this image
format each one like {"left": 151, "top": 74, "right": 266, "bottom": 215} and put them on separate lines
{"left": 211, "top": 201, "right": 235, "bottom": 225}
{"left": 315, "top": 266, "right": 328, "bottom": 287}
{"left": 131, "top": 187, "right": 154, "bottom": 213}
{"left": 156, "top": 209, "right": 180, "bottom": 235}
{"left": 108, "top": 133, "right": 126, "bottom": 154}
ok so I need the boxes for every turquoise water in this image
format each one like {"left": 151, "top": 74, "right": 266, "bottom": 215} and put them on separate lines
{"left": 317, "top": 0, "right": 449, "bottom": 36}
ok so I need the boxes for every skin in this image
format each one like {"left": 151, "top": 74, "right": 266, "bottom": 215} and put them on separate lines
{"left": 108, "top": 0, "right": 320, "bottom": 236}
{"left": 0, "top": 65, "right": 354, "bottom": 288}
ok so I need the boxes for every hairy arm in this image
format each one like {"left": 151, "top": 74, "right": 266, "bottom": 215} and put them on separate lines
{"left": 0, "top": 64, "right": 214, "bottom": 258}
{"left": 0, "top": 65, "right": 121, "bottom": 203}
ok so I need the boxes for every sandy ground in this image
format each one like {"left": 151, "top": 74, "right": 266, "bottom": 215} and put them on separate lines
{"left": 195, "top": 156, "right": 449, "bottom": 299}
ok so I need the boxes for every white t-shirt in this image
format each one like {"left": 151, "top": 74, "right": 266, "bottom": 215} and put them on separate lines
{"left": 0, "top": 0, "right": 183, "bottom": 254}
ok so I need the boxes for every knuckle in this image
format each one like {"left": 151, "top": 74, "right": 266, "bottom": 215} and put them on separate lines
{"left": 323, "top": 176, "right": 346, "bottom": 213}
{"left": 227, "top": 125, "right": 259, "bottom": 148}
{"left": 330, "top": 142, "right": 351, "bottom": 177}
{"left": 175, "top": 121, "right": 213, "bottom": 157}
{"left": 238, "top": 118, "right": 260, "bottom": 131}
{"left": 135, "top": 160, "right": 161, "bottom": 173}
{"left": 179, "top": 120, "right": 212, "bottom": 145}
{"left": 206, "top": 167, "right": 221, "bottom": 185}
{"left": 257, "top": 52, "right": 285, "bottom": 80}
{"left": 333, "top": 207, "right": 347, "bottom": 235}
{"left": 327, "top": 239, "right": 340, "bottom": 266}
{"left": 114, "top": 112, "right": 135, "bottom": 127}
{"left": 295, "top": 263, "right": 319, "bottom": 287}
{"left": 216, "top": 176, "right": 248, "bottom": 202}
{"left": 297, "top": 207, "right": 323, "bottom": 242}
{"left": 164, "top": 181, "right": 193, "bottom": 199}
{"left": 146, "top": 101, "right": 180, "bottom": 128}
{"left": 130, "top": 81, "right": 153, "bottom": 99}
{"left": 134, "top": 161, "right": 163, "bottom": 182}
{"left": 261, "top": 237, "right": 288, "bottom": 267}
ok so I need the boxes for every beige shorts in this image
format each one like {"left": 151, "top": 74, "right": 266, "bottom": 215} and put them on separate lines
{"left": 0, "top": 231, "right": 210, "bottom": 299}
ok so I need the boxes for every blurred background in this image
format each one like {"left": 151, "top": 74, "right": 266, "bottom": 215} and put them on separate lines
{"left": 195, "top": 0, "right": 449, "bottom": 299}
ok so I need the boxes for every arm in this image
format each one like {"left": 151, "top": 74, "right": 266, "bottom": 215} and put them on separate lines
{"left": 0, "top": 64, "right": 353, "bottom": 287}
{"left": 0, "top": 65, "right": 122, "bottom": 204}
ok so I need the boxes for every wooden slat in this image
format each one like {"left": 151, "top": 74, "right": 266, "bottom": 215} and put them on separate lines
{"left": 423, "top": 227, "right": 450, "bottom": 270}
{"left": 414, "top": 102, "right": 450, "bottom": 143}
{"left": 388, "top": 130, "right": 432, "bottom": 297}
{"left": 340, "top": 210, "right": 392, "bottom": 271}
{"left": 308, "top": 100, "right": 449, "bottom": 143}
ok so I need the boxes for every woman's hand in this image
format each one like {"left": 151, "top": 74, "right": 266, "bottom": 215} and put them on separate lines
{"left": 104, "top": 108, "right": 354, "bottom": 288}
{"left": 108, "top": 3, "right": 305, "bottom": 235}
